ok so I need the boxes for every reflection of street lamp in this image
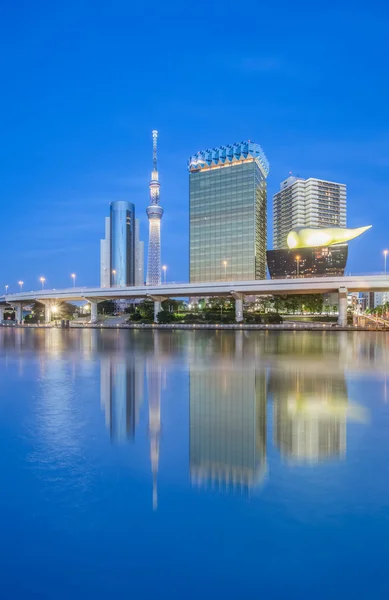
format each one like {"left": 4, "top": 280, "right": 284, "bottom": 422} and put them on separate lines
{"left": 223, "top": 260, "right": 227, "bottom": 279}
{"left": 384, "top": 250, "right": 388, "bottom": 274}
{"left": 295, "top": 255, "right": 300, "bottom": 277}
{"left": 40, "top": 277, "right": 45, "bottom": 290}
{"left": 18, "top": 281, "right": 23, "bottom": 292}
{"left": 162, "top": 265, "right": 167, "bottom": 284}
{"left": 112, "top": 270, "right": 116, "bottom": 286}
{"left": 71, "top": 273, "right": 76, "bottom": 287}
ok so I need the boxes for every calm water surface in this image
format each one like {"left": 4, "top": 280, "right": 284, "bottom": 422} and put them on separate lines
{"left": 1, "top": 328, "right": 389, "bottom": 599}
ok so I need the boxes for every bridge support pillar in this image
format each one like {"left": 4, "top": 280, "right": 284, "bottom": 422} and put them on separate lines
{"left": 147, "top": 295, "right": 168, "bottom": 323}
{"left": 84, "top": 298, "right": 105, "bottom": 324}
{"left": 154, "top": 301, "right": 162, "bottom": 323}
{"left": 338, "top": 287, "right": 348, "bottom": 327}
{"left": 91, "top": 302, "right": 98, "bottom": 324}
{"left": 11, "top": 303, "right": 23, "bottom": 324}
{"left": 39, "top": 299, "right": 57, "bottom": 324}
{"left": 230, "top": 291, "right": 244, "bottom": 323}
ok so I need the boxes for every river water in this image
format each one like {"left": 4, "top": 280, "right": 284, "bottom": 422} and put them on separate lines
{"left": 0, "top": 328, "right": 388, "bottom": 598}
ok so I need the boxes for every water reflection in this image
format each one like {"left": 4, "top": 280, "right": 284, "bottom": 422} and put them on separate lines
{"left": 190, "top": 367, "right": 267, "bottom": 491}
{"left": 0, "top": 328, "right": 383, "bottom": 507}
{"left": 269, "top": 370, "right": 367, "bottom": 463}
{"left": 100, "top": 355, "right": 144, "bottom": 442}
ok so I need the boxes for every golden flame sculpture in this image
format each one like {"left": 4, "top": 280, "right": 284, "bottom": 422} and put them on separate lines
{"left": 287, "top": 225, "right": 372, "bottom": 249}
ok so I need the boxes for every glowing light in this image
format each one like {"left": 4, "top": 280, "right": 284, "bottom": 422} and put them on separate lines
{"left": 287, "top": 225, "right": 372, "bottom": 249}
{"left": 51, "top": 305, "right": 58, "bottom": 314}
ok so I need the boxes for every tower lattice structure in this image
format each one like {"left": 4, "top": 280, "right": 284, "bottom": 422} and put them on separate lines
{"left": 146, "top": 130, "right": 163, "bottom": 285}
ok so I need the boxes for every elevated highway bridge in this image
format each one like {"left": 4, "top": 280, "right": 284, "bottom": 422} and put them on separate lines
{"left": 1, "top": 275, "right": 388, "bottom": 326}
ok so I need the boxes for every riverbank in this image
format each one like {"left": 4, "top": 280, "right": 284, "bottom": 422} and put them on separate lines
{"left": 1, "top": 322, "right": 388, "bottom": 332}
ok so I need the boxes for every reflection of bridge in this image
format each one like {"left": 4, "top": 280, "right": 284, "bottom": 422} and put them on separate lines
{"left": 1, "top": 275, "right": 389, "bottom": 326}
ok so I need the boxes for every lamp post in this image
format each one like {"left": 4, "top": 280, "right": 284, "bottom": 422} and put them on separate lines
{"left": 112, "top": 270, "right": 116, "bottom": 286}
{"left": 223, "top": 260, "right": 227, "bottom": 280}
{"left": 384, "top": 250, "right": 388, "bottom": 274}
{"left": 5, "top": 285, "right": 8, "bottom": 295}
{"left": 71, "top": 273, "right": 76, "bottom": 288}
{"left": 295, "top": 255, "right": 300, "bottom": 278}
{"left": 18, "top": 281, "right": 23, "bottom": 292}
{"left": 162, "top": 265, "right": 167, "bottom": 284}
{"left": 51, "top": 305, "right": 58, "bottom": 325}
{"left": 40, "top": 277, "right": 45, "bottom": 290}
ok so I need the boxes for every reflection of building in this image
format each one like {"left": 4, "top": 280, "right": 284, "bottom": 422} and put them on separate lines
{"left": 100, "top": 356, "right": 144, "bottom": 443}
{"left": 273, "top": 176, "right": 346, "bottom": 250}
{"left": 269, "top": 371, "right": 349, "bottom": 462}
{"left": 190, "top": 366, "right": 267, "bottom": 491}
{"left": 100, "top": 203, "right": 144, "bottom": 288}
{"left": 189, "top": 141, "right": 269, "bottom": 282}
{"left": 267, "top": 245, "right": 348, "bottom": 279}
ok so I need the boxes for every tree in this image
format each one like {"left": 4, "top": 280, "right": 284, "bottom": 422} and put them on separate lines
{"left": 266, "top": 312, "right": 283, "bottom": 324}
{"left": 24, "top": 301, "right": 45, "bottom": 323}
{"left": 285, "top": 295, "right": 300, "bottom": 314}
{"left": 156, "top": 310, "right": 176, "bottom": 324}
{"left": 162, "top": 299, "right": 180, "bottom": 313}
{"left": 98, "top": 300, "right": 116, "bottom": 315}
{"left": 137, "top": 300, "right": 154, "bottom": 321}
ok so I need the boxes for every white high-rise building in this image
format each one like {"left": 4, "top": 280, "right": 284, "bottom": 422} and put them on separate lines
{"left": 135, "top": 219, "right": 144, "bottom": 286}
{"left": 374, "top": 292, "right": 389, "bottom": 307}
{"left": 273, "top": 176, "right": 347, "bottom": 250}
{"left": 100, "top": 216, "right": 111, "bottom": 288}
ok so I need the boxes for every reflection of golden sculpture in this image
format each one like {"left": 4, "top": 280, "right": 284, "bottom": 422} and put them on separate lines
{"left": 269, "top": 370, "right": 368, "bottom": 464}
{"left": 287, "top": 225, "right": 371, "bottom": 249}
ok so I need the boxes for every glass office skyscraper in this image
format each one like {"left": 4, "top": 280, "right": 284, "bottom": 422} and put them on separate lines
{"left": 100, "top": 204, "right": 143, "bottom": 288}
{"left": 110, "top": 200, "right": 135, "bottom": 287}
{"left": 189, "top": 141, "right": 269, "bottom": 282}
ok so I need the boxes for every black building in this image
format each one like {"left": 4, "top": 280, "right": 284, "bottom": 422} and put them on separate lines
{"left": 266, "top": 244, "right": 348, "bottom": 279}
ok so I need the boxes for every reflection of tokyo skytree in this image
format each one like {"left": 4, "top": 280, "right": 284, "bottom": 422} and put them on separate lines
{"left": 147, "top": 333, "right": 163, "bottom": 510}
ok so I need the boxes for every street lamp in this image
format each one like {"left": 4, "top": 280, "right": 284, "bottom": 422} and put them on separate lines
{"left": 18, "top": 281, "right": 23, "bottom": 292}
{"left": 162, "top": 265, "right": 167, "bottom": 284}
{"left": 384, "top": 250, "right": 388, "bottom": 274}
{"left": 295, "top": 255, "right": 300, "bottom": 278}
{"left": 112, "top": 270, "right": 116, "bottom": 286}
{"left": 40, "top": 277, "right": 45, "bottom": 290}
{"left": 5, "top": 285, "right": 8, "bottom": 295}
{"left": 71, "top": 273, "right": 76, "bottom": 287}
{"left": 223, "top": 260, "right": 227, "bottom": 279}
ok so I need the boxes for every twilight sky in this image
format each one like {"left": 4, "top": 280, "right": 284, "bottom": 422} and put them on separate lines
{"left": 1, "top": 1, "right": 388, "bottom": 291}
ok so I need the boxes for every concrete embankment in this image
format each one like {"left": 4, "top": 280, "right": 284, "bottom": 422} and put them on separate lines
{"left": 1, "top": 322, "right": 387, "bottom": 332}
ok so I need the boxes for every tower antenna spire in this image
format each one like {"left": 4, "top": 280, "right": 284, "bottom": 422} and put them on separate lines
{"left": 146, "top": 129, "right": 163, "bottom": 285}
{"left": 152, "top": 130, "right": 158, "bottom": 172}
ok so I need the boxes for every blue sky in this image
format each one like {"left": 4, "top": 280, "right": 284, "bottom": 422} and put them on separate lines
{"left": 1, "top": 1, "right": 388, "bottom": 290}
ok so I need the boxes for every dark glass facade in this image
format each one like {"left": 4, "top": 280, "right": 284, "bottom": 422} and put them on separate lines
{"left": 190, "top": 161, "right": 267, "bottom": 282}
{"left": 110, "top": 201, "right": 135, "bottom": 287}
{"left": 266, "top": 244, "right": 348, "bottom": 279}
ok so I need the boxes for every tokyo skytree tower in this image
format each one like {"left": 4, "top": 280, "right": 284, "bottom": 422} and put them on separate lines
{"left": 146, "top": 130, "right": 163, "bottom": 285}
